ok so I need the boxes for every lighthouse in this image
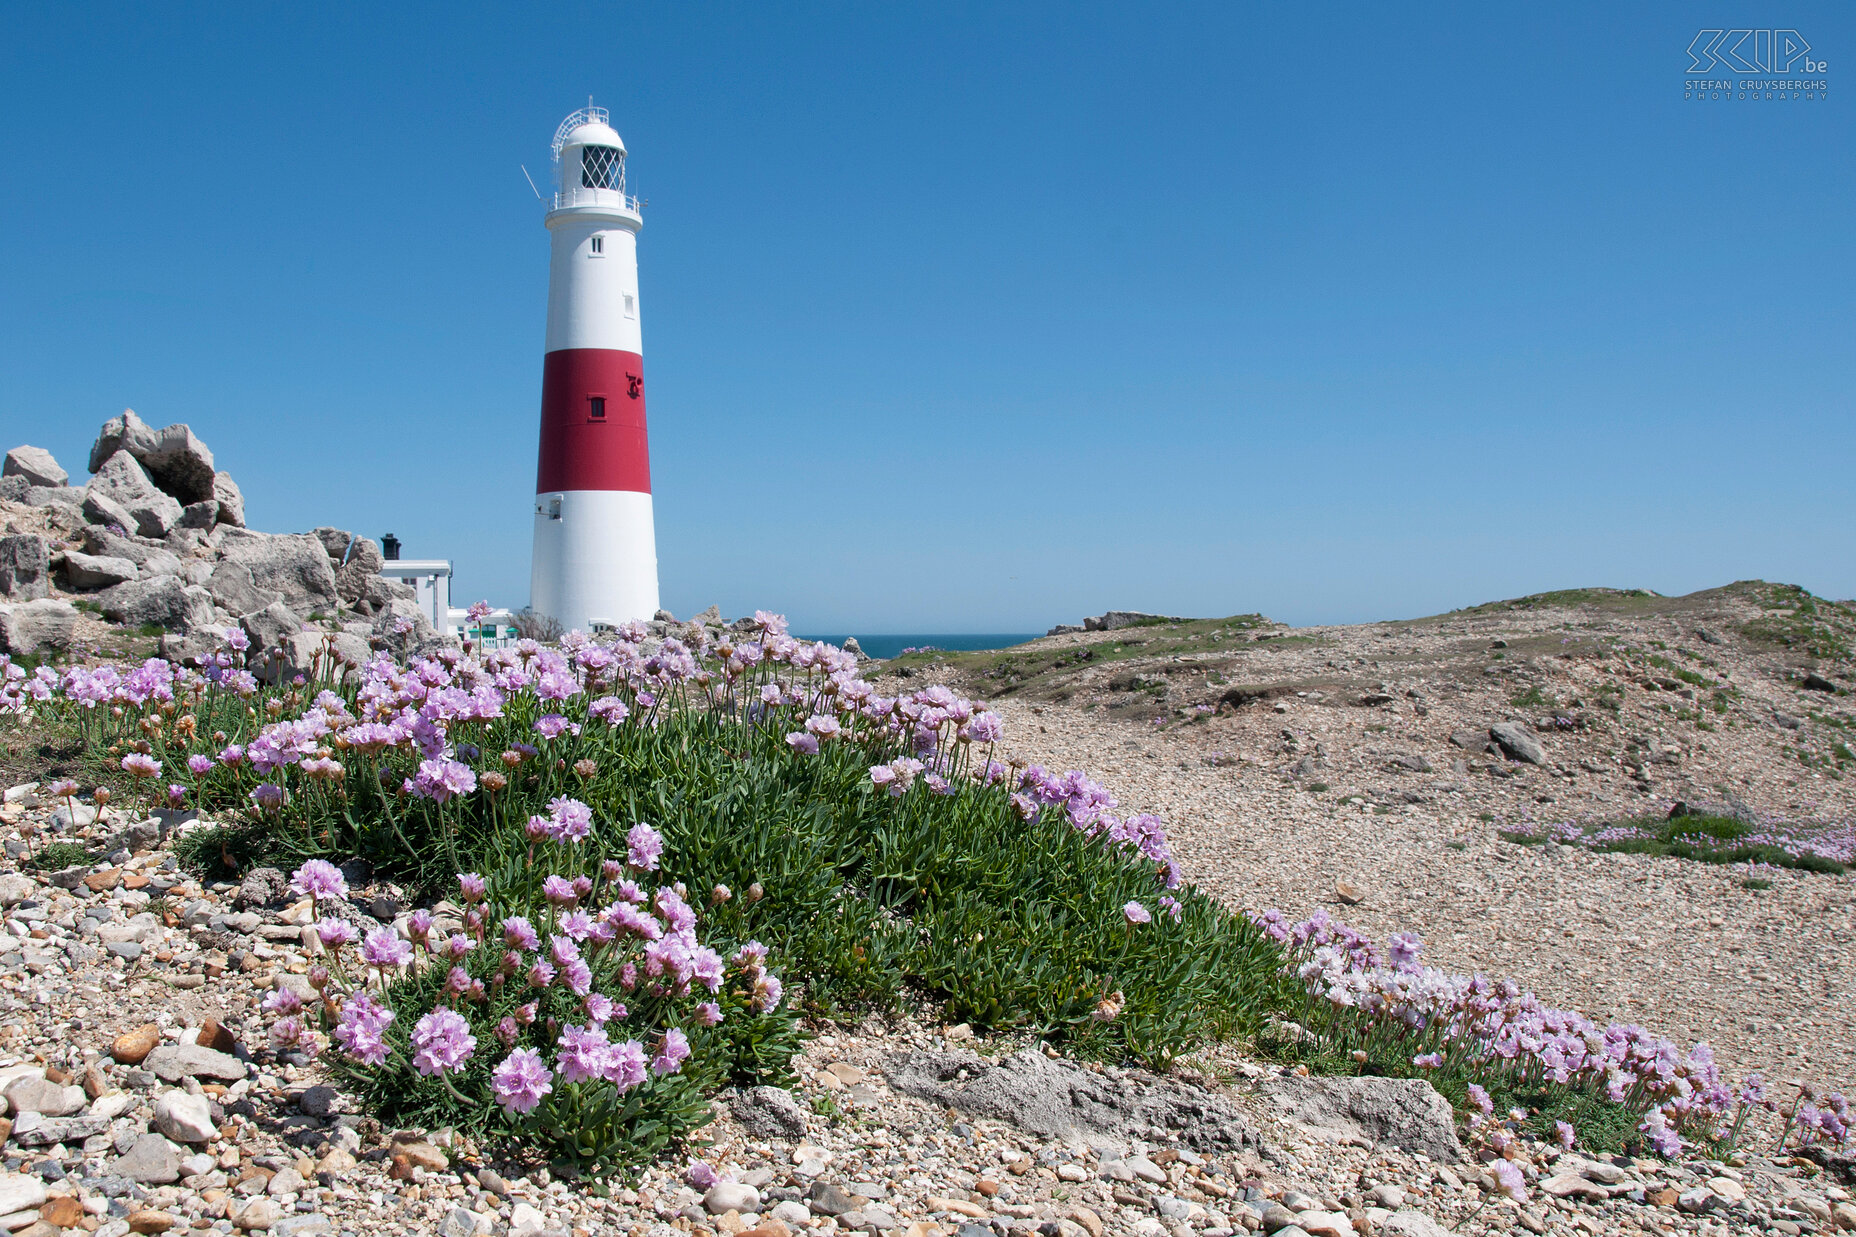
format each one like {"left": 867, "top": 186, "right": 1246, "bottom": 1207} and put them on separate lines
{"left": 529, "top": 105, "right": 659, "bottom": 633}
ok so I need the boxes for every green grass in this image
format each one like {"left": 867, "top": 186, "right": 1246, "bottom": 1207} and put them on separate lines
{"left": 23, "top": 841, "right": 92, "bottom": 871}
{"left": 1452, "top": 587, "right": 1661, "bottom": 617}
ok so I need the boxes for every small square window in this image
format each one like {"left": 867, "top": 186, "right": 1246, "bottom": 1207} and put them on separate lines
{"left": 623, "top": 293, "right": 636, "bottom": 317}
{"left": 589, "top": 396, "right": 606, "bottom": 420}
{"left": 590, "top": 235, "right": 604, "bottom": 255}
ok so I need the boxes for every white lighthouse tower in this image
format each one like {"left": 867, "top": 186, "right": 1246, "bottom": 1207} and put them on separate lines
{"left": 529, "top": 105, "right": 659, "bottom": 632}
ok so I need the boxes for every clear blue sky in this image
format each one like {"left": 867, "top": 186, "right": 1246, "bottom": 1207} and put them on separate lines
{"left": 3, "top": 4, "right": 1849, "bottom": 631}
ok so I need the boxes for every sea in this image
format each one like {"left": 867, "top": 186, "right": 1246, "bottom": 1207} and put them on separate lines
{"left": 797, "top": 634, "right": 1041, "bottom": 660}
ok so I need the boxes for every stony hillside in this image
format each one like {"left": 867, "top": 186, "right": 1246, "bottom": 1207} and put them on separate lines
{"left": 883, "top": 584, "right": 1856, "bottom": 828}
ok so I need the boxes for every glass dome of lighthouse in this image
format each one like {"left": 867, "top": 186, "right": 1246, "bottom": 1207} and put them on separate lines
{"left": 551, "top": 106, "right": 634, "bottom": 208}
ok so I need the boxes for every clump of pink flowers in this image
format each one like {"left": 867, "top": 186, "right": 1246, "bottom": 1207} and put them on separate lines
{"left": 1253, "top": 907, "right": 1852, "bottom": 1157}
{"left": 260, "top": 845, "right": 791, "bottom": 1134}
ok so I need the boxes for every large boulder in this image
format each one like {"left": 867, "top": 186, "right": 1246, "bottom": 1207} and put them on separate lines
{"left": 335, "top": 536, "right": 386, "bottom": 603}
{"left": 89, "top": 409, "right": 163, "bottom": 474}
{"left": 312, "top": 528, "right": 354, "bottom": 561}
{"left": 205, "top": 560, "right": 280, "bottom": 615}
{"left": 1488, "top": 721, "right": 1547, "bottom": 766}
{"left": 61, "top": 550, "right": 138, "bottom": 590}
{"left": 134, "top": 423, "right": 217, "bottom": 504}
{"left": 212, "top": 471, "right": 245, "bottom": 528}
{"left": 81, "top": 488, "right": 137, "bottom": 532}
{"left": 95, "top": 576, "right": 216, "bottom": 633}
{"left": 19, "top": 485, "right": 84, "bottom": 511}
{"left": 87, "top": 450, "right": 183, "bottom": 538}
{"left": 3, "top": 446, "right": 67, "bottom": 488}
{"left": 0, "top": 599, "right": 78, "bottom": 656}
{"left": 241, "top": 602, "right": 300, "bottom": 656}
{"left": 177, "top": 500, "right": 218, "bottom": 530}
{"left": 0, "top": 475, "right": 28, "bottom": 503}
{"left": 0, "top": 535, "right": 50, "bottom": 600}
{"left": 214, "top": 528, "right": 340, "bottom": 615}
{"left": 81, "top": 527, "right": 182, "bottom": 577}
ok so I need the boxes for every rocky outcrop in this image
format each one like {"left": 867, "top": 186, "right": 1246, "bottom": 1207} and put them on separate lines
{"left": 1252, "top": 1073, "right": 1463, "bottom": 1162}
{"left": 4, "top": 410, "right": 439, "bottom": 655}
{"left": 0, "top": 535, "right": 50, "bottom": 601}
{"left": 2, "top": 446, "right": 67, "bottom": 489}
{"left": 0, "top": 599, "right": 78, "bottom": 655}
{"left": 884, "top": 1047, "right": 1262, "bottom": 1153}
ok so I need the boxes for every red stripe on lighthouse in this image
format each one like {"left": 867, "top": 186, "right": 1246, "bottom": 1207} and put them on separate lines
{"left": 535, "top": 349, "right": 651, "bottom": 494}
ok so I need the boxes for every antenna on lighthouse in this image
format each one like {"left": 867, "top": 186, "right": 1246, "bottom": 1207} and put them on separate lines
{"left": 519, "top": 165, "right": 542, "bottom": 200}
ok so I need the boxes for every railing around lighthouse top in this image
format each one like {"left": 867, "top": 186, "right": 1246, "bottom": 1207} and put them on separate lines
{"left": 550, "top": 185, "right": 643, "bottom": 215}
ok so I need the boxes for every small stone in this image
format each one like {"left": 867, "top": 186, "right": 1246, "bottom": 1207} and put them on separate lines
{"left": 1069, "top": 1208, "right": 1103, "bottom": 1237}
{"left": 196, "top": 1017, "right": 238, "bottom": 1054}
{"left": 273, "top": 1218, "right": 334, "bottom": 1237}
{"left": 153, "top": 1090, "right": 216, "bottom": 1144}
{"left": 396, "top": 1141, "right": 449, "bottom": 1171}
{"left": 0, "top": 1172, "right": 49, "bottom": 1217}
{"left": 38, "top": 1194, "right": 84, "bottom": 1227}
{"left": 1367, "top": 1185, "right": 1405, "bottom": 1209}
{"left": 1333, "top": 882, "right": 1365, "bottom": 905}
{"left": 809, "top": 1184, "right": 858, "bottom": 1217}
{"left": 232, "top": 1195, "right": 282, "bottom": 1230}
{"left": 314, "top": 1148, "right": 355, "bottom": 1176}
{"left": 508, "top": 1203, "right": 548, "bottom": 1237}
{"left": 439, "top": 1206, "right": 481, "bottom": 1237}
{"left": 477, "top": 1168, "right": 509, "bottom": 1197}
{"left": 3, "top": 1075, "right": 87, "bottom": 1117}
{"left": 705, "top": 1183, "right": 763, "bottom": 1215}
{"left": 1057, "top": 1163, "right": 1088, "bottom": 1182}
{"left": 112, "top": 1133, "right": 183, "bottom": 1184}
{"left": 267, "top": 1166, "right": 305, "bottom": 1196}
{"left": 1124, "top": 1156, "right": 1168, "bottom": 1185}
{"left": 1706, "top": 1177, "right": 1745, "bottom": 1203}
{"left": 144, "top": 1042, "right": 247, "bottom": 1083}
{"left": 297, "top": 1085, "right": 338, "bottom": 1116}
{"left": 128, "top": 1210, "right": 178, "bottom": 1233}
{"left": 111, "top": 1024, "right": 162, "bottom": 1065}
{"left": 770, "top": 1201, "right": 811, "bottom": 1226}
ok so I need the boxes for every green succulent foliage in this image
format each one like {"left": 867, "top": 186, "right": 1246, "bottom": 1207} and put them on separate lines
{"left": 24, "top": 841, "right": 92, "bottom": 871}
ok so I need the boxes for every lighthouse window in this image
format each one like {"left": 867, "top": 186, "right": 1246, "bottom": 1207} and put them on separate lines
{"left": 581, "top": 145, "right": 624, "bottom": 190}
{"left": 590, "top": 235, "right": 604, "bottom": 255}
{"left": 623, "top": 294, "right": 636, "bottom": 317}
{"left": 588, "top": 397, "right": 606, "bottom": 421}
